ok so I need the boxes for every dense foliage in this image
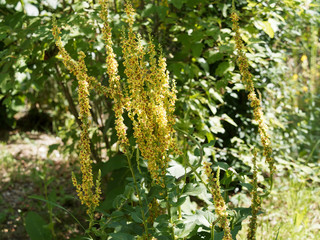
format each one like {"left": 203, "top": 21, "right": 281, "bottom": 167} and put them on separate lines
{"left": 0, "top": 0, "right": 319, "bottom": 239}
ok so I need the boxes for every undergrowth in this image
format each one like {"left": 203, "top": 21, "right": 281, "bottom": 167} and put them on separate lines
{"left": 238, "top": 174, "right": 320, "bottom": 240}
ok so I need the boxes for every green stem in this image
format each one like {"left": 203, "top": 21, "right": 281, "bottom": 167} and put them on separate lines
{"left": 187, "top": 162, "right": 211, "bottom": 193}
{"left": 175, "top": 126, "right": 212, "bottom": 194}
{"left": 307, "top": 139, "right": 320, "bottom": 163}
{"left": 177, "top": 138, "right": 188, "bottom": 219}
{"left": 44, "top": 174, "right": 55, "bottom": 239}
{"left": 211, "top": 223, "right": 214, "bottom": 240}
{"left": 174, "top": 127, "right": 204, "bottom": 168}
{"left": 165, "top": 185, "right": 175, "bottom": 240}
{"left": 126, "top": 153, "right": 149, "bottom": 238}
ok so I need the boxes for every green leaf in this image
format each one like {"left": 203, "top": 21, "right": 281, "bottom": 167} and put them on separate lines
{"left": 194, "top": 148, "right": 201, "bottom": 156}
{"left": 215, "top": 61, "right": 235, "bottom": 76}
{"left": 0, "top": 33, "right": 7, "bottom": 41}
{"left": 209, "top": 89, "right": 224, "bottom": 103}
{"left": 206, "top": 26, "right": 219, "bottom": 37}
{"left": 231, "top": 225, "right": 242, "bottom": 239}
{"left": 197, "top": 58, "right": 209, "bottom": 74}
{"left": 192, "top": 43, "right": 204, "bottom": 58}
{"left": 213, "top": 162, "right": 229, "bottom": 170}
{"left": 254, "top": 20, "right": 274, "bottom": 38}
{"left": 214, "top": 231, "right": 224, "bottom": 240}
{"left": 5, "top": 0, "right": 19, "bottom": 5}
{"left": 109, "top": 232, "right": 135, "bottom": 240}
{"left": 156, "top": 6, "right": 169, "bottom": 20}
{"left": 219, "top": 44, "right": 234, "bottom": 54}
{"left": 183, "top": 183, "right": 206, "bottom": 196}
{"left": 203, "top": 140, "right": 216, "bottom": 148}
{"left": 0, "top": 73, "right": 10, "bottom": 88}
{"left": 171, "top": 196, "right": 187, "bottom": 207}
{"left": 101, "top": 168, "right": 129, "bottom": 210}
{"left": 176, "top": 221, "right": 199, "bottom": 238}
{"left": 240, "top": 183, "right": 253, "bottom": 192}
{"left": 141, "top": 4, "right": 156, "bottom": 17}
{"left": 221, "top": 114, "right": 238, "bottom": 127}
{"left": 206, "top": 50, "right": 223, "bottom": 64}
{"left": 168, "top": 161, "right": 187, "bottom": 179}
{"left": 97, "top": 155, "right": 127, "bottom": 176}
{"left": 197, "top": 210, "right": 216, "bottom": 227}
{"left": 130, "top": 209, "right": 143, "bottom": 223}
{"left": 29, "top": 196, "right": 86, "bottom": 232}
{"left": 206, "top": 132, "right": 215, "bottom": 143}
{"left": 25, "top": 212, "right": 52, "bottom": 240}
{"left": 208, "top": 116, "right": 225, "bottom": 134}
{"left": 170, "top": 0, "right": 185, "bottom": 9}
{"left": 47, "top": 143, "right": 60, "bottom": 156}
{"left": 111, "top": 210, "right": 125, "bottom": 218}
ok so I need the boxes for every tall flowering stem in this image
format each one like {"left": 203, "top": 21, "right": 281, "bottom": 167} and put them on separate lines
{"left": 53, "top": 1, "right": 178, "bottom": 237}
{"left": 99, "top": 1, "right": 178, "bottom": 237}
{"left": 52, "top": 19, "right": 101, "bottom": 228}
{"left": 120, "top": 2, "right": 178, "bottom": 187}
{"left": 99, "top": 0, "right": 129, "bottom": 151}
{"left": 99, "top": 1, "right": 178, "bottom": 186}
{"left": 247, "top": 152, "right": 261, "bottom": 240}
{"left": 231, "top": 10, "right": 275, "bottom": 177}
{"left": 203, "top": 163, "right": 232, "bottom": 240}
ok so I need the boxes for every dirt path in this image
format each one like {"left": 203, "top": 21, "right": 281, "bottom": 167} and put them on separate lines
{"left": 0, "top": 131, "right": 83, "bottom": 239}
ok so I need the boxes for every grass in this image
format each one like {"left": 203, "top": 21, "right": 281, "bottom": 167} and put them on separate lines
{"left": 237, "top": 174, "right": 320, "bottom": 240}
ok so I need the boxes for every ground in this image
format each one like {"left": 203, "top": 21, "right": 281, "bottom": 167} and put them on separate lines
{"left": 0, "top": 131, "right": 84, "bottom": 240}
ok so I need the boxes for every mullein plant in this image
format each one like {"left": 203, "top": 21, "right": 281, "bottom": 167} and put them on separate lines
{"left": 230, "top": 10, "right": 275, "bottom": 177}
{"left": 100, "top": 0, "right": 178, "bottom": 187}
{"left": 52, "top": 22, "right": 102, "bottom": 230}
{"left": 231, "top": 4, "right": 275, "bottom": 240}
{"left": 230, "top": 8, "right": 275, "bottom": 177}
{"left": 52, "top": 1, "right": 268, "bottom": 239}
{"left": 53, "top": 0, "right": 178, "bottom": 236}
{"left": 247, "top": 152, "right": 261, "bottom": 240}
{"left": 119, "top": 2, "right": 178, "bottom": 188}
{"left": 101, "top": 2, "right": 179, "bottom": 238}
{"left": 203, "top": 162, "right": 232, "bottom": 240}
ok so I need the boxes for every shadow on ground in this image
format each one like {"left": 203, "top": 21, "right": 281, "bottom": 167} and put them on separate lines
{"left": 0, "top": 131, "right": 85, "bottom": 239}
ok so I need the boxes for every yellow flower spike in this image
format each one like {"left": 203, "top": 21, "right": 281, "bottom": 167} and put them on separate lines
{"left": 231, "top": 10, "right": 275, "bottom": 176}
{"left": 99, "top": 0, "right": 129, "bottom": 151}
{"left": 247, "top": 152, "right": 261, "bottom": 240}
{"left": 148, "top": 198, "right": 161, "bottom": 225}
{"left": 116, "top": 1, "right": 178, "bottom": 186}
{"left": 203, "top": 163, "right": 232, "bottom": 240}
{"left": 52, "top": 19, "right": 101, "bottom": 223}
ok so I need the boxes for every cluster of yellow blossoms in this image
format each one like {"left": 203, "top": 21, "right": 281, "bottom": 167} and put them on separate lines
{"left": 100, "top": 1, "right": 177, "bottom": 187}
{"left": 231, "top": 11, "right": 275, "bottom": 175}
{"left": 203, "top": 162, "right": 232, "bottom": 240}
{"left": 52, "top": 20, "right": 101, "bottom": 221}
{"left": 99, "top": 0, "right": 130, "bottom": 149}
{"left": 53, "top": 2, "right": 178, "bottom": 222}
{"left": 148, "top": 198, "right": 161, "bottom": 225}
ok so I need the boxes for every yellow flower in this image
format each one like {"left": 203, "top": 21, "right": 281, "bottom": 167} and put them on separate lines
{"left": 301, "top": 54, "right": 308, "bottom": 62}
{"left": 302, "top": 86, "right": 308, "bottom": 92}
{"left": 52, "top": 18, "right": 101, "bottom": 221}
{"left": 115, "top": 2, "right": 178, "bottom": 186}
{"left": 231, "top": 11, "right": 275, "bottom": 175}
{"left": 203, "top": 163, "right": 232, "bottom": 240}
